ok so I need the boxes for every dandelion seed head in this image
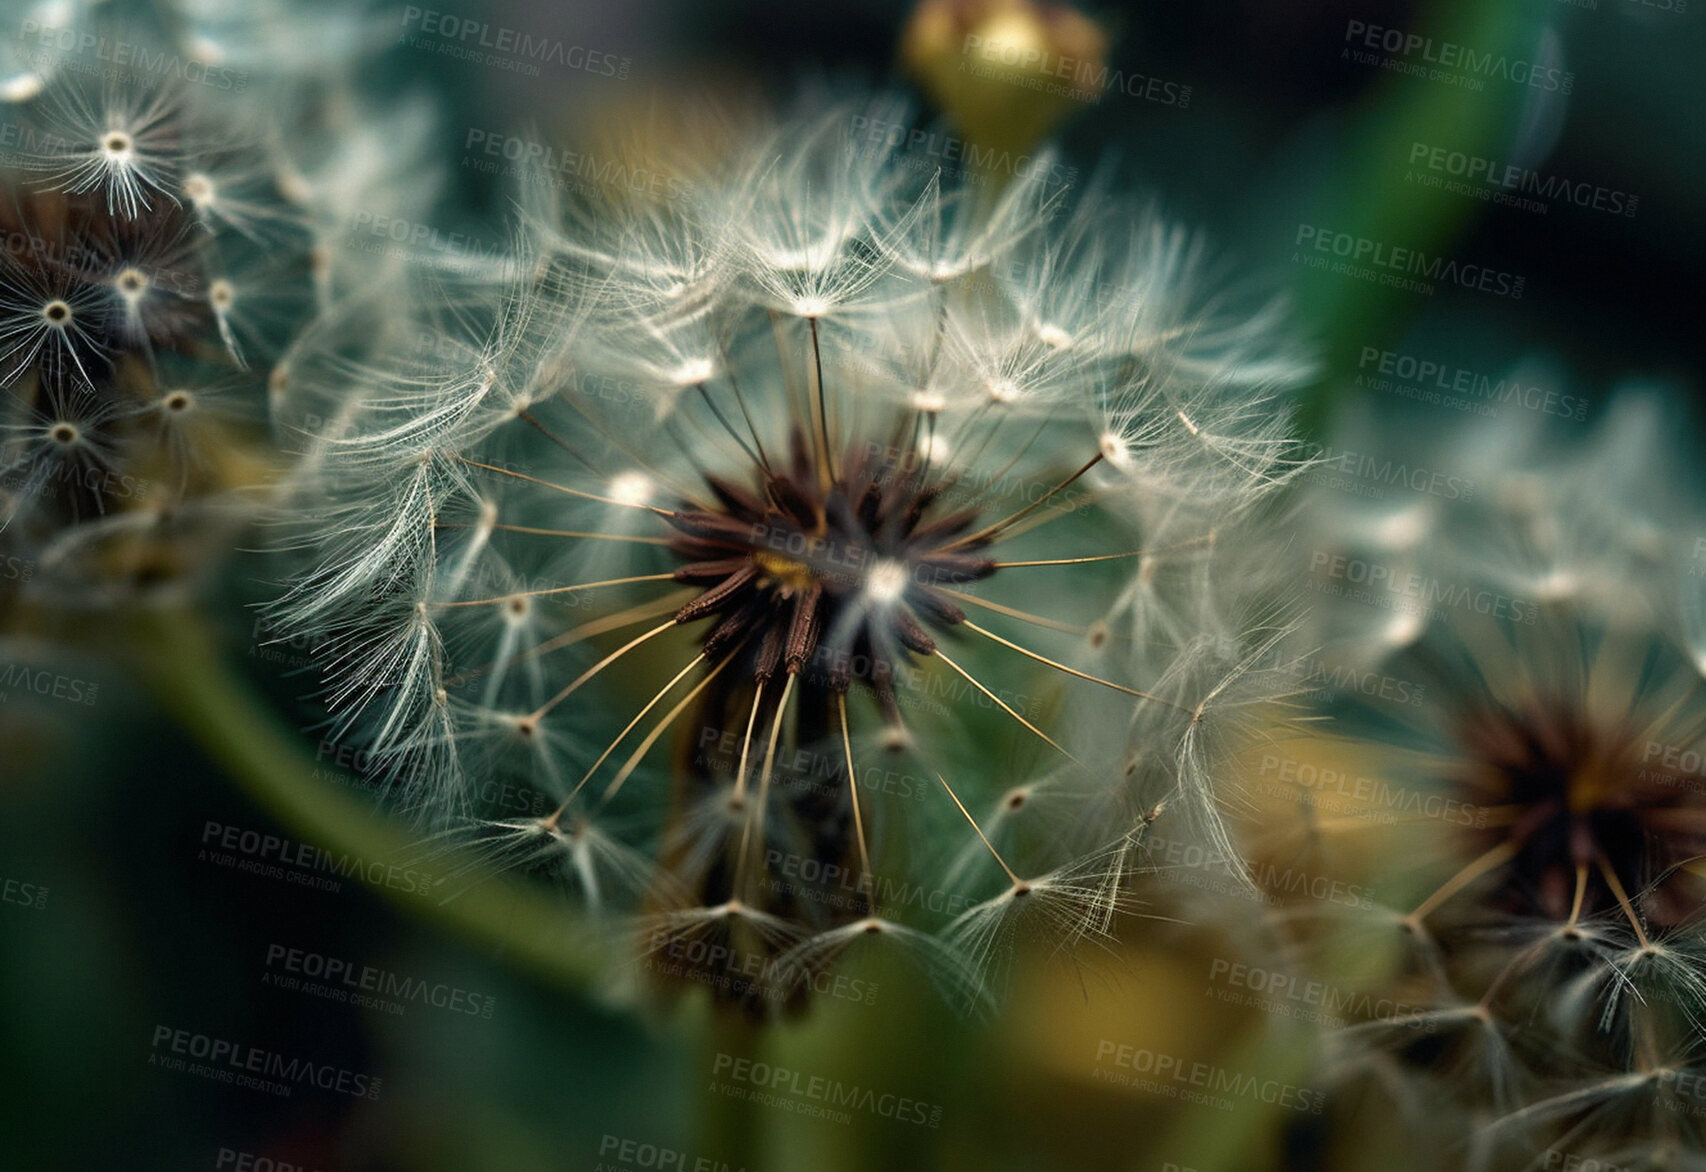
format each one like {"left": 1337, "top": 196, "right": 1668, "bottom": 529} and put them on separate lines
{"left": 276, "top": 93, "right": 1308, "bottom": 1013}
{"left": 0, "top": 5, "right": 443, "bottom": 604}
{"left": 1246, "top": 385, "right": 1706, "bottom": 1161}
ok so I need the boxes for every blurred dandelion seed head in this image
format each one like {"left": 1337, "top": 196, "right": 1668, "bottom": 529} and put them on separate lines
{"left": 0, "top": 1, "right": 440, "bottom": 605}
{"left": 1242, "top": 391, "right": 1706, "bottom": 1165}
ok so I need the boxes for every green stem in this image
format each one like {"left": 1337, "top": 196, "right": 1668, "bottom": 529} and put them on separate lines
{"left": 698, "top": 1010, "right": 770, "bottom": 1172}
{"left": 1294, "top": 0, "right": 1543, "bottom": 436}
{"left": 129, "top": 607, "right": 609, "bottom": 993}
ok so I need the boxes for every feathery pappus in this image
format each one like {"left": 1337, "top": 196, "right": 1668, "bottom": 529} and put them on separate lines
{"left": 274, "top": 95, "right": 1314, "bottom": 1015}
{"left": 1233, "top": 388, "right": 1706, "bottom": 1170}
{"left": 0, "top": 0, "right": 442, "bottom": 605}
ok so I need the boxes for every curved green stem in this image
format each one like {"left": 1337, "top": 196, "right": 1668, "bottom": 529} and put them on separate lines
{"left": 697, "top": 1010, "right": 771, "bottom": 1172}
{"left": 129, "top": 606, "right": 610, "bottom": 993}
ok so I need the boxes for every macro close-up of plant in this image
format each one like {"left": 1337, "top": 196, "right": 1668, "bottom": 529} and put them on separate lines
{"left": 3, "top": 1, "right": 1702, "bottom": 1170}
